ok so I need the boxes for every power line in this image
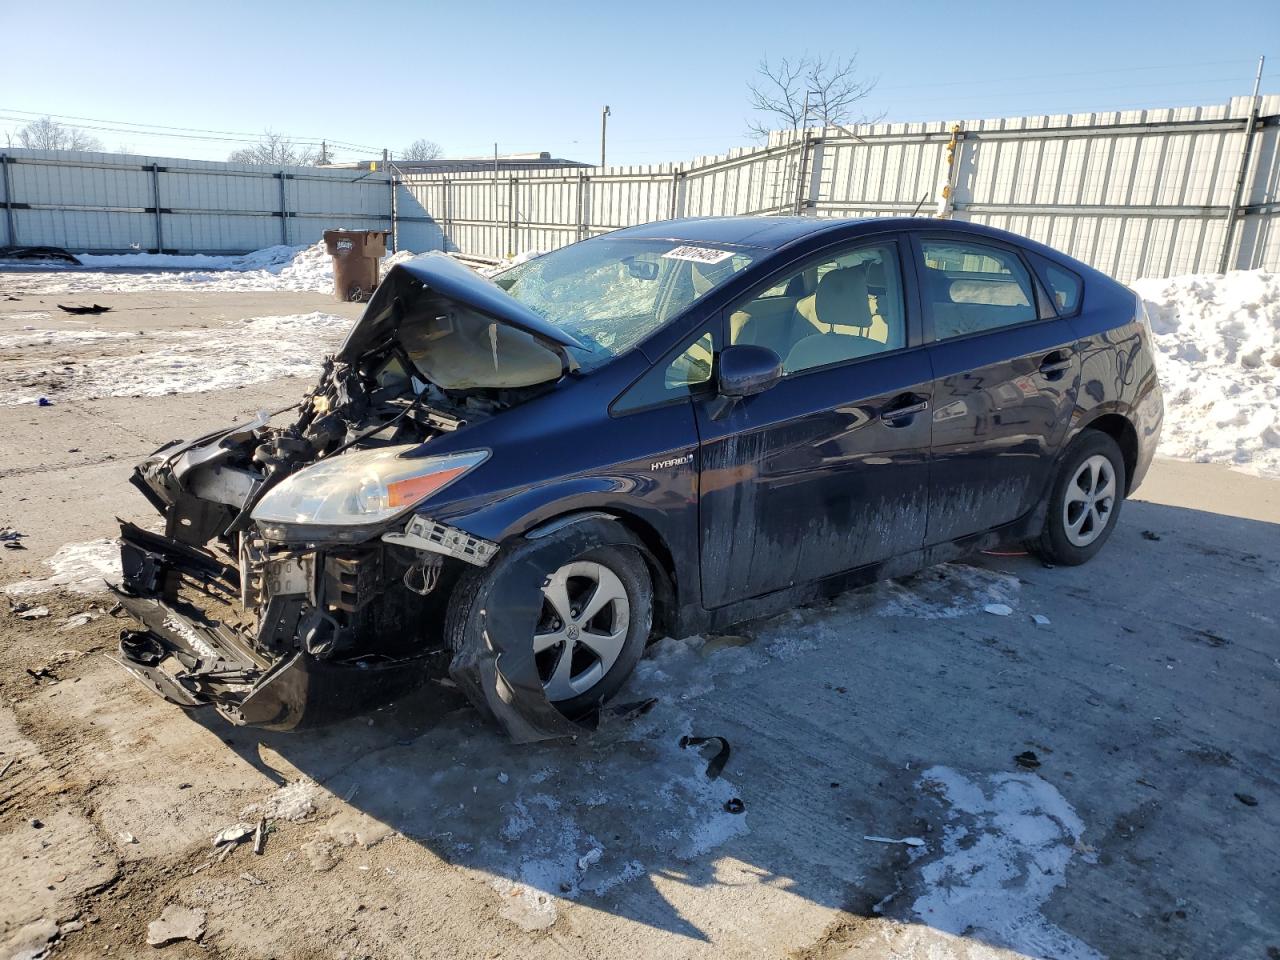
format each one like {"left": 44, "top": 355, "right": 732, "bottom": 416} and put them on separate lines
{"left": 0, "top": 107, "right": 382, "bottom": 153}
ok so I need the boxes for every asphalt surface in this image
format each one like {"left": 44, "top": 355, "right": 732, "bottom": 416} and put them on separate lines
{"left": 1, "top": 282, "right": 1277, "bottom": 960}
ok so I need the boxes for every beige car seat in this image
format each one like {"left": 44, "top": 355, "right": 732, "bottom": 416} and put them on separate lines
{"left": 785, "top": 266, "right": 895, "bottom": 371}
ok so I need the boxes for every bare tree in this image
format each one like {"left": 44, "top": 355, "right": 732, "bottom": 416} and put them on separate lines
{"left": 227, "top": 130, "right": 316, "bottom": 166}
{"left": 746, "top": 55, "right": 879, "bottom": 139}
{"left": 16, "top": 116, "right": 102, "bottom": 151}
{"left": 401, "top": 138, "right": 443, "bottom": 161}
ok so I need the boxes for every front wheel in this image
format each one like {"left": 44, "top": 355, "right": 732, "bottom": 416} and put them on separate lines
{"left": 445, "top": 529, "right": 652, "bottom": 718}
{"left": 1029, "top": 430, "right": 1126, "bottom": 566}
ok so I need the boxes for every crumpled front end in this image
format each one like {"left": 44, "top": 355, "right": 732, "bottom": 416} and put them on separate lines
{"left": 110, "top": 514, "right": 483, "bottom": 729}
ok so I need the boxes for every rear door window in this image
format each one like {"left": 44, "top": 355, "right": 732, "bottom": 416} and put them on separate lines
{"left": 920, "top": 240, "right": 1038, "bottom": 340}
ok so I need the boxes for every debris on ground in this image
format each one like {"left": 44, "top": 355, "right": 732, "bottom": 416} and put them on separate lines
{"left": 1014, "top": 750, "right": 1042, "bottom": 770}
{"left": 576, "top": 846, "right": 604, "bottom": 871}
{"left": 213, "top": 823, "right": 254, "bottom": 847}
{"left": 118, "top": 831, "right": 138, "bottom": 844}
{"left": 25, "top": 667, "right": 57, "bottom": 683}
{"left": 57, "top": 612, "right": 96, "bottom": 631}
{"left": 0, "top": 244, "right": 81, "bottom": 264}
{"left": 984, "top": 603, "right": 1014, "bottom": 616}
{"left": 1235, "top": 792, "right": 1259, "bottom": 807}
{"left": 1142, "top": 530, "right": 1162, "bottom": 541}
{"left": 56, "top": 303, "right": 112, "bottom": 315}
{"left": 253, "top": 817, "right": 267, "bottom": 854}
{"left": 0, "top": 758, "right": 15, "bottom": 779}
{"left": 145, "top": 905, "right": 206, "bottom": 947}
{"left": 10, "top": 600, "right": 50, "bottom": 619}
{"left": 863, "top": 834, "right": 926, "bottom": 847}
{"left": 1, "top": 918, "right": 59, "bottom": 960}
{"left": 37, "top": 397, "right": 53, "bottom": 407}
{"left": 1032, "top": 614, "right": 1052, "bottom": 625}
{"left": 1, "top": 527, "right": 26, "bottom": 550}
{"left": 679, "top": 735, "right": 731, "bottom": 779}
{"left": 240, "top": 872, "right": 265, "bottom": 885}
{"left": 723, "top": 797, "right": 746, "bottom": 814}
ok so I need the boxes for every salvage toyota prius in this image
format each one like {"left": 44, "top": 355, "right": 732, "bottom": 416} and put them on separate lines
{"left": 112, "top": 216, "right": 1163, "bottom": 741}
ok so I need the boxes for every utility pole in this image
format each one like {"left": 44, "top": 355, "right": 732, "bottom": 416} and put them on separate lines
{"left": 1219, "top": 54, "right": 1266, "bottom": 273}
{"left": 600, "top": 105, "right": 611, "bottom": 168}
{"left": 318, "top": 140, "right": 329, "bottom": 165}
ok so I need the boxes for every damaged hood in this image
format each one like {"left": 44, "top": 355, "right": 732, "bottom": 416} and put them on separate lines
{"left": 337, "top": 253, "right": 584, "bottom": 389}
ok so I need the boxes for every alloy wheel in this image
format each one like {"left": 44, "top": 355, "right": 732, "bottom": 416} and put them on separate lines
{"left": 1062, "top": 454, "right": 1117, "bottom": 547}
{"left": 534, "top": 560, "right": 631, "bottom": 701}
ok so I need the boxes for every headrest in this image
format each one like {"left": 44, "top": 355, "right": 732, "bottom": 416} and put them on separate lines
{"left": 815, "top": 266, "right": 873, "bottom": 330}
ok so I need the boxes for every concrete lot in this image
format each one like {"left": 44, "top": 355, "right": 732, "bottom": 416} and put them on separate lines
{"left": 1, "top": 281, "right": 1277, "bottom": 960}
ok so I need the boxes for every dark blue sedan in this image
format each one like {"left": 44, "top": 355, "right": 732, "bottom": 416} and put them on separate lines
{"left": 112, "top": 216, "right": 1164, "bottom": 740}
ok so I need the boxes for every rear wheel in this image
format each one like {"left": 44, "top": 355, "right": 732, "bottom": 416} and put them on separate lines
{"left": 1030, "top": 430, "right": 1126, "bottom": 566}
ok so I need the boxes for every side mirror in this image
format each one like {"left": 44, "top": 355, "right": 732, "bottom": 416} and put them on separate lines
{"left": 717, "top": 344, "right": 782, "bottom": 398}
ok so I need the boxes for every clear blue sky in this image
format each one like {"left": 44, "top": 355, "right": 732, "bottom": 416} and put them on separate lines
{"left": 2, "top": 0, "right": 1276, "bottom": 166}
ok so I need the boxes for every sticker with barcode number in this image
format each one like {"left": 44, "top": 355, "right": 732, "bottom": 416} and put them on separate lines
{"left": 662, "top": 245, "right": 734, "bottom": 264}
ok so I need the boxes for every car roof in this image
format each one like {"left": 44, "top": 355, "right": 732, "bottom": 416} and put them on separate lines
{"left": 608, "top": 216, "right": 864, "bottom": 249}
{"left": 607, "top": 215, "right": 1053, "bottom": 252}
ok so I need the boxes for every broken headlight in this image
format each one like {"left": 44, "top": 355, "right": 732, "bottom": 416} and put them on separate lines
{"left": 251, "top": 445, "right": 488, "bottom": 528}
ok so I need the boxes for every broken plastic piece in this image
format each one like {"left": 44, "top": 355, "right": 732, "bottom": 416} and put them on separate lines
{"left": 679, "top": 735, "right": 731, "bottom": 779}
{"left": 723, "top": 797, "right": 745, "bottom": 814}
{"left": 1032, "top": 614, "right": 1051, "bottom": 625}
{"left": 863, "top": 835, "right": 925, "bottom": 847}
{"left": 1014, "top": 750, "right": 1042, "bottom": 770}
{"left": 984, "top": 603, "right": 1013, "bottom": 616}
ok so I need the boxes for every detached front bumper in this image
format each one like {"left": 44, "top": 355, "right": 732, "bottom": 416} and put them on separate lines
{"left": 110, "top": 522, "right": 429, "bottom": 730}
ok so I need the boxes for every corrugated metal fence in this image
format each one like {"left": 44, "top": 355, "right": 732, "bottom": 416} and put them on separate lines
{"left": 0, "top": 148, "right": 441, "bottom": 254}
{"left": 2, "top": 96, "right": 1277, "bottom": 282}
{"left": 403, "top": 95, "right": 1280, "bottom": 282}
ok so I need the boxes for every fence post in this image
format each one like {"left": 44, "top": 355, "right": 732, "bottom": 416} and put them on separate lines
{"left": 576, "top": 171, "right": 587, "bottom": 241}
{"left": 0, "top": 154, "right": 15, "bottom": 247}
{"left": 803, "top": 135, "right": 825, "bottom": 215}
{"left": 277, "top": 171, "right": 289, "bottom": 246}
{"left": 442, "top": 177, "right": 452, "bottom": 252}
{"left": 149, "top": 163, "right": 164, "bottom": 252}
{"left": 388, "top": 167, "right": 398, "bottom": 253}
{"left": 507, "top": 175, "right": 518, "bottom": 257}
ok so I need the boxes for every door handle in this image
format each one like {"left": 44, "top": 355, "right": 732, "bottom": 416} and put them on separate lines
{"left": 880, "top": 395, "right": 929, "bottom": 423}
{"left": 1039, "top": 351, "right": 1074, "bottom": 376}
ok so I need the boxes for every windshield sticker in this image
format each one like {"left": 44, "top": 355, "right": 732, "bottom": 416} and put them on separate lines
{"left": 662, "top": 245, "right": 735, "bottom": 265}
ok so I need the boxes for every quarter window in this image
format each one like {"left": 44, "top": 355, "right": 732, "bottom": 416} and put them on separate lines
{"left": 729, "top": 241, "right": 906, "bottom": 374}
{"left": 921, "top": 240, "right": 1038, "bottom": 339}
{"left": 613, "top": 330, "right": 715, "bottom": 414}
{"left": 1043, "top": 262, "right": 1083, "bottom": 314}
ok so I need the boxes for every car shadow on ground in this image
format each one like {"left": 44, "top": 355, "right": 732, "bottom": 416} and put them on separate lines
{"left": 196, "top": 498, "right": 1280, "bottom": 954}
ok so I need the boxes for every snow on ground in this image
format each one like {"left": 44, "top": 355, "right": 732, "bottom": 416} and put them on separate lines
{"left": 1, "top": 311, "right": 350, "bottom": 406}
{"left": 2, "top": 241, "right": 418, "bottom": 294}
{"left": 4, "top": 539, "right": 121, "bottom": 596}
{"left": 1134, "top": 269, "right": 1280, "bottom": 477}
{"left": 901, "top": 767, "right": 1102, "bottom": 960}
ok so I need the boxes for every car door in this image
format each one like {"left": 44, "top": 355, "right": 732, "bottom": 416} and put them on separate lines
{"left": 694, "top": 236, "right": 932, "bottom": 609}
{"left": 912, "top": 232, "right": 1081, "bottom": 544}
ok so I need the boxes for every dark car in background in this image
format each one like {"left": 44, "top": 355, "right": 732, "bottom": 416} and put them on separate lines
{"left": 112, "top": 216, "right": 1163, "bottom": 741}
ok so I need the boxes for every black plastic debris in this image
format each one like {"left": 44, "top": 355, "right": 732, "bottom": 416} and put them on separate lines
{"left": 1141, "top": 530, "right": 1162, "bottom": 541}
{"left": 0, "top": 245, "right": 81, "bottom": 265}
{"left": 37, "top": 397, "right": 53, "bottom": 407}
{"left": 1235, "top": 792, "right": 1259, "bottom": 807}
{"left": 608, "top": 697, "right": 658, "bottom": 721}
{"left": 723, "top": 797, "right": 745, "bottom": 814}
{"left": 57, "top": 303, "right": 111, "bottom": 315}
{"left": 680, "top": 735, "right": 731, "bottom": 779}
{"left": 1014, "top": 750, "right": 1041, "bottom": 770}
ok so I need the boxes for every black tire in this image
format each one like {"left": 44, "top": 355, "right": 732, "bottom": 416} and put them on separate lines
{"left": 1030, "top": 430, "right": 1127, "bottom": 566}
{"left": 444, "top": 528, "right": 652, "bottom": 717}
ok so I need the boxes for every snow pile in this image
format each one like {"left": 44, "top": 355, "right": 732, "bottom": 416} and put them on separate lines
{"left": 6, "top": 241, "right": 418, "bottom": 294}
{"left": 2, "top": 311, "right": 350, "bottom": 405}
{"left": 477, "top": 249, "right": 545, "bottom": 278}
{"left": 1133, "top": 269, "right": 1280, "bottom": 477}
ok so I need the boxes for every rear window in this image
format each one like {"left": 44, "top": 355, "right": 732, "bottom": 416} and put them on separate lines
{"left": 1043, "top": 262, "right": 1083, "bottom": 314}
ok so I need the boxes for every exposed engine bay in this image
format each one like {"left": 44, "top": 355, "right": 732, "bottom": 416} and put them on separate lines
{"left": 110, "top": 256, "right": 580, "bottom": 730}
